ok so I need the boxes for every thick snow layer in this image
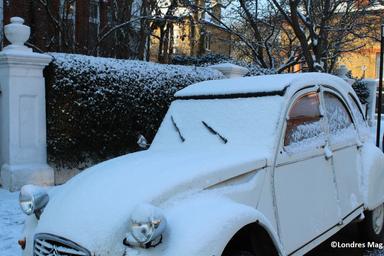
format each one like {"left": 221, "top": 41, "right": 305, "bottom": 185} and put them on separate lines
{"left": 285, "top": 128, "right": 326, "bottom": 154}
{"left": 360, "top": 143, "right": 384, "bottom": 201}
{"left": 153, "top": 193, "right": 264, "bottom": 256}
{"left": 175, "top": 74, "right": 290, "bottom": 97}
{"left": 0, "top": 189, "right": 23, "bottom": 256}
{"left": 288, "top": 121, "right": 324, "bottom": 145}
{"left": 151, "top": 96, "right": 284, "bottom": 154}
{"left": 175, "top": 73, "right": 350, "bottom": 97}
{"left": 35, "top": 148, "right": 268, "bottom": 254}
{"left": 124, "top": 193, "right": 268, "bottom": 256}
{"left": 50, "top": 53, "right": 224, "bottom": 85}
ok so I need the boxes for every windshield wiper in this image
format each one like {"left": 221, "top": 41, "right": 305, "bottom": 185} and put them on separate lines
{"left": 171, "top": 115, "right": 185, "bottom": 142}
{"left": 201, "top": 121, "right": 228, "bottom": 144}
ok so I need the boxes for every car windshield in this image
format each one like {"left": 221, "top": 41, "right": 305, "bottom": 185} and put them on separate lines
{"left": 151, "top": 96, "right": 284, "bottom": 155}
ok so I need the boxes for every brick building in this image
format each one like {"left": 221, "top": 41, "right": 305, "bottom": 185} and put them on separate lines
{"left": 337, "top": 3, "right": 383, "bottom": 79}
{"left": 150, "top": 17, "right": 232, "bottom": 62}
{"left": 149, "top": 0, "right": 232, "bottom": 62}
{"left": 1, "top": 0, "right": 232, "bottom": 61}
{"left": 2, "top": 0, "right": 115, "bottom": 55}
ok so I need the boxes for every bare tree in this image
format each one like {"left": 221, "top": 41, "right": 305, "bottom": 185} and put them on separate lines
{"left": 179, "top": 0, "right": 302, "bottom": 72}
{"left": 93, "top": 0, "right": 188, "bottom": 62}
{"left": 36, "top": 0, "right": 77, "bottom": 52}
{"left": 151, "top": 0, "right": 180, "bottom": 63}
{"left": 95, "top": 0, "right": 146, "bottom": 59}
{"left": 226, "top": 0, "right": 304, "bottom": 72}
{"left": 270, "top": 0, "right": 374, "bottom": 72}
{"left": 181, "top": 0, "right": 378, "bottom": 73}
{"left": 36, "top": 0, "right": 157, "bottom": 59}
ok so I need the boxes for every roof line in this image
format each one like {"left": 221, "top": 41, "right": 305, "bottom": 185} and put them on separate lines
{"left": 175, "top": 86, "right": 289, "bottom": 100}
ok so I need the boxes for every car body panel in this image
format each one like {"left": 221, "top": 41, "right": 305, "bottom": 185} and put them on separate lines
{"left": 321, "top": 87, "right": 364, "bottom": 219}
{"left": 361, "top": 143, "right": 384, "bottom": 210}
{"left": 125, "top": 192, "right": 285, "bottom": 256}
{"left": 273, "top": 87, "right": 340, "bottom": 253}
{"left": 29, "top": 149, "right": 268, "bottom": 254}
{"left": 275, "top": 151, "right": 340, "bottom": 254}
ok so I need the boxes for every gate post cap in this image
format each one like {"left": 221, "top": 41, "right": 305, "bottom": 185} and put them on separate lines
{"left": 3, "top": 17, "right": 31, "bottom": 52}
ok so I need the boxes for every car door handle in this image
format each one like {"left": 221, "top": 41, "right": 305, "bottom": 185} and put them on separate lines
{"left": 356, "top": 139, "right": 363, "bottom": 149}
{"left": 324, "top": 145, "right": 333, "bottom": 160}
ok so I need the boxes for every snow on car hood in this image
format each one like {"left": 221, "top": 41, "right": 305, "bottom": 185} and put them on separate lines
{"left": 35, "top": 148, "right": 268, "bottom": 254}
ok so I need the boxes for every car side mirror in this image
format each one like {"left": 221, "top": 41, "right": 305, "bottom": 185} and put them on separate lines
{"left": 137, "top": 134, "right": 149, "bottom": 149}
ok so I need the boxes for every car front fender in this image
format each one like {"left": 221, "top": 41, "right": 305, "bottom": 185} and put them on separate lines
{"left": 362, "top": 144, "right": 384, "bottom": 210}
{"left": 126, "top": 193, "right": 284, "bottom": 256}
{"left": 21, "top": 215, "right": 38, "bottom": 256}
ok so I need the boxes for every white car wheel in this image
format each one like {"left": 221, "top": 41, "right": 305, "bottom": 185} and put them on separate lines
{"left": 372, "top": 204, "right": 384, "bottom": 235}
{"left": 360, "top": 204, "right": 384, "bottom": 242}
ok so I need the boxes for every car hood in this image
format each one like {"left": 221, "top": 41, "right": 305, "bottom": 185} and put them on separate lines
{"left": 35, "top": 147, "right": 269, "bottom": 254}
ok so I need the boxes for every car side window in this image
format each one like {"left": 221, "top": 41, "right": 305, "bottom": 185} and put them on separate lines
{"left": 348, "top": 94, "right": 367, "bottom": 129}
{"left": 284, "top": 92, "right": 324, "bottom": 146}
{"left": 323, "top": 92, "right": 354, "bottom": 136}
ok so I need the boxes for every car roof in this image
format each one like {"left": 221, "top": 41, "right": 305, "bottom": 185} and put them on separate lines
{"left": 175, "top": 72, "right": 352, "bottom": 99}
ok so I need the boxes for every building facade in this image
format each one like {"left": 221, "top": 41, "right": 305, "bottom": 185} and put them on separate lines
{"left": 1, "top": 0, "right": 231, "bottom": 62}
{"left": 338, "top": 42, "right": 380, "bottom": 79}
{"left": 336, "top": 3, "right": 383, "bottom": 79}
{"left": 149, "top": 19, "right": 232, "bottom": 63}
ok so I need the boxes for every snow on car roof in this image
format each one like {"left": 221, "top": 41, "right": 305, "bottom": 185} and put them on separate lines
{"left": 175, "top": 72, "right": 350, "bottom": 98}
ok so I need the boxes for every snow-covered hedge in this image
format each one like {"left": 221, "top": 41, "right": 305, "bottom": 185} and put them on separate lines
{"left": 171, "top": 53, "right": 276, "bottom": 76}
{"left": 351, "top": 79, "right": 370, "bottom": 105}
{"left": 45, "top": 53, "right": 224, "bottom": 167}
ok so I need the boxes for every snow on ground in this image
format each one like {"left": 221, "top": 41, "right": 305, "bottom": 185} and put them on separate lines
{"left": 0, "top": 188, "right": 23, "bottom": 256}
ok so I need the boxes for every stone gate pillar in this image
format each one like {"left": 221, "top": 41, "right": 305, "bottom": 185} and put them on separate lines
{"left": 208, "top": 63, "right": 249, "bottom": 78}
{"left": 0, "top": 17, "right": 53, "bottom": 191}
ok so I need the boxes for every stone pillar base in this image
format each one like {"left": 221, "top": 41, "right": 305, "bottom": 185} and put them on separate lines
{"left": 0, "top": 164, "right": 54, "bottom": 191}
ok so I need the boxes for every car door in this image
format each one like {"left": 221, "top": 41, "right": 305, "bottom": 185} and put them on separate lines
{"left": 274, "top": 88, "right": 340, "bottom": 254}
{"left": 322, "top": 89, "right": 363, "bottom": 218}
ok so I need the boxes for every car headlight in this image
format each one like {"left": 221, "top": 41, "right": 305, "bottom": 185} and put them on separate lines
{"left": 124, "top": 203, "right": 166, "bottom": 248}
{"left": 19, "top": 185, "right": 49, "bottom": 219}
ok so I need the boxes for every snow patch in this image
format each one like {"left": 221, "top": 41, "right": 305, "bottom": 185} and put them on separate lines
{"left": 360, "top": 144, "right": 382, "bottom": 201}
{"left": 350, "top": 193, "right": 358, "bottom": 208}
{"left": 175, "top": 72, "right": 351, "bottom": 98}
{"left": 0, "top": 189, "right": 23, "bottom": 256}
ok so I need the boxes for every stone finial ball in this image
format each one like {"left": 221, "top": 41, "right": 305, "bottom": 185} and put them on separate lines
{"left": 4, "top": 17, "right": 31, "bottom": 46}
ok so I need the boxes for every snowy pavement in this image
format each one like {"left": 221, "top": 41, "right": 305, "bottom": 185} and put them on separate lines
{"left": 0, "top": 187, "right": 383, "bottom": 256}
{"left": 0, "top": 188, "right": 23, "bottom": 256}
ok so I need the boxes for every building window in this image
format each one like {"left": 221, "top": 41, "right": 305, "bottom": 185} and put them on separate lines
{"left": 90, "top": 0, "right": 100, "bottom": 24}
{"left": 205, "top": 32, "right": 212, "bottom": 51}
{"left": 376, "top": 53, "right": 381, "bottom": 79}
{"left": 107, "top": 6, "right": 114, "bottom": 25}
{"left": 60, "top": 0, "right": 76, "bottom": 21}
{"left": 173, "top": 26, "right": 179, "bottom": 54}
{"left": 59, "top": 0, "right": 76, "bottom": 45}
{"left": 89, "top": 1, "right": 100, "bottom": 35}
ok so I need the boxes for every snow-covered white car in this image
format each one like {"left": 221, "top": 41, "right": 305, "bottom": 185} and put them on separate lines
{"left": 19, "top": 73, "right": 384, "bottom": 256}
